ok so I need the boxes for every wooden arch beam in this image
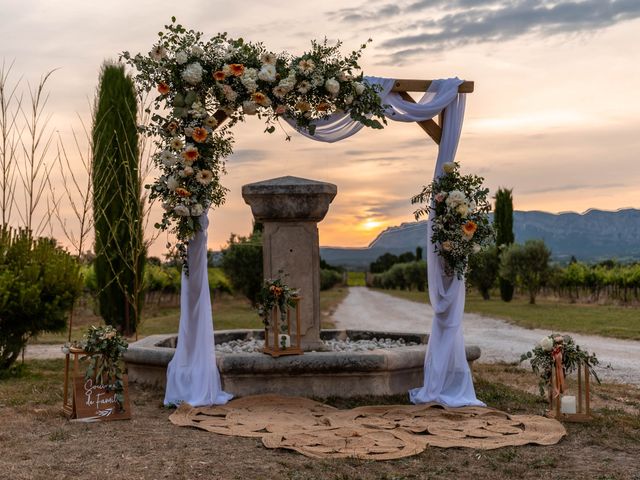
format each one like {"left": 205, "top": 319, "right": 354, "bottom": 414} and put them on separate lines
{"left": 393, "top": 79, "right": 474, "bottom": 145}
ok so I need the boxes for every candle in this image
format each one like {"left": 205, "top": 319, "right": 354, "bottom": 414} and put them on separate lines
{"left": 278, "top": 334, "right": 291, "bottom": 349}
{"left": 560, "top": 395, "right": 577, "bottom": 414}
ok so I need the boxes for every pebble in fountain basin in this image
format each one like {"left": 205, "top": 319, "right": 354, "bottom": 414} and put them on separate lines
{"left": 124, "top": 329, "right": 481, "bottom": 398}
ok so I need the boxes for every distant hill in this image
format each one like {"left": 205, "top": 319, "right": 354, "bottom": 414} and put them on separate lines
{"left": 320, "top": 208, "right": 640, "bottom": 269}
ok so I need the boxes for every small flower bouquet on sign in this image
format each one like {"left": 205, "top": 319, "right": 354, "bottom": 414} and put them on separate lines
{"left": 521, "top": 334, "right": 601, "bottom": 421}
{"left": 411, "top": 161, "right": 493, "bottom": 278}
{"left": 63, "top": 326, "right": 131, "bottom": 421}
{"left": 257, "top": 277, "right": 302, "bottom": 357}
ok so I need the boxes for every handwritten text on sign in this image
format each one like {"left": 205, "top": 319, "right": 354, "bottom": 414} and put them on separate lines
{"left": 73, "top": 376, "right": 131, "bottom": 421}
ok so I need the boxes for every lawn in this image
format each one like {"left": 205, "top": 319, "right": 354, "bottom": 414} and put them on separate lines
{"left": 1, "top": 359, "right": 638, "bottom": 479}
{"left": 374, "top": 289, "right": 640, "bottom": 340}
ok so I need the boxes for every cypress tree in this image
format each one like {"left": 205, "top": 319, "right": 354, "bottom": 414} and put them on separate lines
{"left": 494, "top": 188, "right": 515, "bottom": 302}
{"left": 92, "top": 63, "right": 145, "bottom": 336}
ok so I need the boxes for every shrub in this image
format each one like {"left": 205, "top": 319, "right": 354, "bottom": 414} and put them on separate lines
{"left": 0, "top": 229, "right": 82, "bottom": 371}
{"left": 320, "top": 269, "right": 342, "bottom": 290}
{"left": 220, "top": 231, "right": 263, "bottom": 305}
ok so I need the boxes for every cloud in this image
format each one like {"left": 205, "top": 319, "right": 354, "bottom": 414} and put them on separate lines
{"left": 523, "top": 182, "right": 626, "bottom": 195}
{"left": 228, "top": 149, "right": 268, "bottom": 164}
{"left": 332, "top": 1, "right": 640, "bottom": 63}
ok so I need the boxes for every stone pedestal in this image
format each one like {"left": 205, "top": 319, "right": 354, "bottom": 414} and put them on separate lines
{"left": 242, "top": 176, "right": 337, "bottom": 351}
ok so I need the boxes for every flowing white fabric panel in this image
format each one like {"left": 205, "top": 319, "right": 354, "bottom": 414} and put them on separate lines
{"left": 164, "top": 213, "right": 233, "bottom": 407}
{"left": 408, "top": 93, "right": 485, "bottom": 407}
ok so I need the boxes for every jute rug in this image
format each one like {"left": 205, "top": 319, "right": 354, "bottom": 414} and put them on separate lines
{"left": 169, "top": 395, "right": 566, "bottom": 460}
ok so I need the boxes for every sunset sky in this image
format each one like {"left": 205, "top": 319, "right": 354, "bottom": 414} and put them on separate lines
{"left": 1, "top": 0, "right": 639, "bottom": 257}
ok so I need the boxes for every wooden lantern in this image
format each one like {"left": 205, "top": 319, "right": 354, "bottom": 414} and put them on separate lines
{"left": 263, "top": 296, "right": 303, "bottom": 357}
{"left": 547, "top": 359, "right": 592, "bottom": 422}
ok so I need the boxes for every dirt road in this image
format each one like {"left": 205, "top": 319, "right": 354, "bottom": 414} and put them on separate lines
{"left": 332, "top": 287, "right": 640, "bottom": 385}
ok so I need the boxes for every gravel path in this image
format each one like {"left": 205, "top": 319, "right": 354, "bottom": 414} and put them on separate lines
{"left": 333, "top": 287, "right": 640, "bottom": 386}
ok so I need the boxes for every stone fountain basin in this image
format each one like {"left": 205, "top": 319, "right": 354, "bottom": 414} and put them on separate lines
{"left": 124, "top": 329, "right": 481, "bottom": 398}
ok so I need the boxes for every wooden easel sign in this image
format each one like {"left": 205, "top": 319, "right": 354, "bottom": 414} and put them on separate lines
{"left": 70, "top": 375, "right": 132, "bottom": 422}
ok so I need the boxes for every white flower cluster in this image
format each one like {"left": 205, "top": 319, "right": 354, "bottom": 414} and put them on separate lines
{"left": 182, "top": 62, "right": 203, "bottom": 85}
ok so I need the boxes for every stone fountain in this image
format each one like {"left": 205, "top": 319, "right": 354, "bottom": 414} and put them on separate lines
{"left": 124, "top": 176, "right": 481, "bottom": 398}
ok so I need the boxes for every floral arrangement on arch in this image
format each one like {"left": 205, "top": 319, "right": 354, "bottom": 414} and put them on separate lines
{"left": 411, "top": 161, "right": 493, "bottom": 278}
{"left": 256, "top": 277, "right": 299, "bottom": 333}
{"left": 520, "top": 333, "right": 601, "bottom": 397}
{"left": 121, "top": 18, "right": 386, "bottom": 264}
{"left": 78, "top": 325, "right": 129, "bottom": 410}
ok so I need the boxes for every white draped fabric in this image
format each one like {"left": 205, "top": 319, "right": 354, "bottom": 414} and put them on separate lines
{"left": 164, "top": 214, "right": 233, "bottom": 406}
{"left": 288, "top": 76, "right": 483, "bottom": 407}
{"left": 165, "top": 76, "right": 482, "bottom": 408}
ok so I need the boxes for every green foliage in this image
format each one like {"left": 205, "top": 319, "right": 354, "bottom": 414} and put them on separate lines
{"left": 92, "top": 63, "right": 145, "bottom": 336}
{"left": 494, "top": 188, "right": 515, "bottom": 302}
{"left": 467, "top": 246, "right": 500, "bottom": 300}
{"left": 220, "top": 231, "right": 263, "bottom": 305}
{"left": 500, "top": 240, "right": 551, "bottom": 304}
{"left": 0, "top": 228, "right": 81, "bottom": 371}
{"left": 320, "top": 269, "right": 343, "bottom": 290}
{"left": 371, "top": 260, "right": 426, "bottom": 292}
{"left": 78, "top": 325, "right": 128, "bottom": 410}
{"left": 256, "top": 277, "right": 298, "bottom": 331}
{"left": 369, "top": 251, "right": 415, "bottom": 273}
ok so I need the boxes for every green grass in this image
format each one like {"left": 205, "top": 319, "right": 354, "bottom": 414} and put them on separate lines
{"left": 374, "top": 288, "right": 640, "bottom": 340}
{"left": 346, "top": 271, "right": 366, "bottom": 287}
{"left": 0, "top": 359, "right": 66, "bottom": 407}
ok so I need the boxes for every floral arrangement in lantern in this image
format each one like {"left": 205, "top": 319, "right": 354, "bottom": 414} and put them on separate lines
{"left": 521, "top": 333, "right": 601, "bottom": 421}
{"left": 256, "top": 277, "right": 301, "bottom": 356}
{"left": 411, "top": 161, "right": 493, "bottom": 278}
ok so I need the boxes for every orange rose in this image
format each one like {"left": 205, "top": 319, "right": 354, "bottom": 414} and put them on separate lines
{"left": 157, "top": 82, "right": 170, "bottom": 95}
{"left": 213, "top": 70, "right": 226, "bottom": 81}
{"left": 462, "top": 220, "right": 477, "bottom": 237}
{"left": 175, "top": 187, "right": 191, "bottom": 198}
{"left": 192, "top": 127, "right": 208, "bottom": 143}
{"left": 252, "top": 92, "right": 268, "bottom": 106}
{"left": 229, "top": 64, "right": 245, "bottom": 76}
{"left": 316, "top": 102, "right": 331, "bottom": 112}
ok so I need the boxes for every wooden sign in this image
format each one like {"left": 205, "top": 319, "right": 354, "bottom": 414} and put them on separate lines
{"left": 70, "top": 375, "right": 132, "bottom": 422}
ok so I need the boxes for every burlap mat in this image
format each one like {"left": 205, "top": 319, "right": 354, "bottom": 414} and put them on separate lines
{"left": 169, "top": 394, "right": 566, "bottom": 460}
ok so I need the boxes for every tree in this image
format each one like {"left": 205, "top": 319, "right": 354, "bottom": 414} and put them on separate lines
{"left": 220, "top": 231, "right": 263, "bottom": 305}
{"left": 92, "top": 63, "right": 145, "bottom": 336}
{"left": 415, "top": 246, "right": 423, "bottom": 261}
{"left": 0, "top": 228, "right": 81, "bottom": 370}
{"left": 500, "top": 240, "right": 551, "bottom": 304}
{"left": 467, "top": 246, "right": 499, "bottom": 300}
{"left": 494, "top": 188, "right": 515, "bottom": 302}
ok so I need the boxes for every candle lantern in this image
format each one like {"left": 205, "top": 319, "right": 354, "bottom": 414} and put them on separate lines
{"left": 263, "top": 296, "right": 303, "bottom": 357}
{"left": 548, "top": 359, "right": 592, "bottom": 422}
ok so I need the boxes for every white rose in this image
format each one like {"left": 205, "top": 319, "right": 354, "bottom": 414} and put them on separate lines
{"left": 191, "top": 204, "right": 204, "bottom": 216}
{"left": 344, "top": 95, "right": 354, "bottom": 105}
{"left": 242, "top": 101, "right": 258, "bottom": 115}
{"left": 472, "top": 244, "right": 482, "bottom": 253}
{"left": 182, "top": 62, "right": 203, "bottom": 85}
{"left": 446, "top": 190, "right": 466, "bottom": 208}
{"left": 443, "top": 162, "right": 456, "bottom": 174}
{"left": 191, "top": 45, "right": 204, "bottom": 57}
{"left": 456, "top": 203, "right": 469, "bottom": 217}
{"left": 325, "top": 78, "right": 340, "bottom": 95}
{"left": 354, "top": 82, "right": 366, "bottom": 95}
{"left": 174, "top": 205, "right": 190, "bottom": 216}
{"left": 167, "top": 176, "right": 179, "bottom": 191}
{"left": 258, "top": 64, "right": 277, "bottom": 82}
{"left": 539, "top": 336, "right": 554, "bottom": 352}
{"left": 175, "top": 51, "right": 188, "bottom": 65}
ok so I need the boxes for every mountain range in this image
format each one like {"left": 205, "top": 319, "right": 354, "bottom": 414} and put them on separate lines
{"left": 320, "top": 209, "right": 640, "bottom": 269}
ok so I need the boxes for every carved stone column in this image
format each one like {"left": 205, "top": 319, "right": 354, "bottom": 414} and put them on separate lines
{"left": 242, "top": 176, "right": 337, "bottom": 351}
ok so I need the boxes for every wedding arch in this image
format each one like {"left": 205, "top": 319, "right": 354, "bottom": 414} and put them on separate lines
{"left": 124, "top": 19, "right": 483, "bottom": 408}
